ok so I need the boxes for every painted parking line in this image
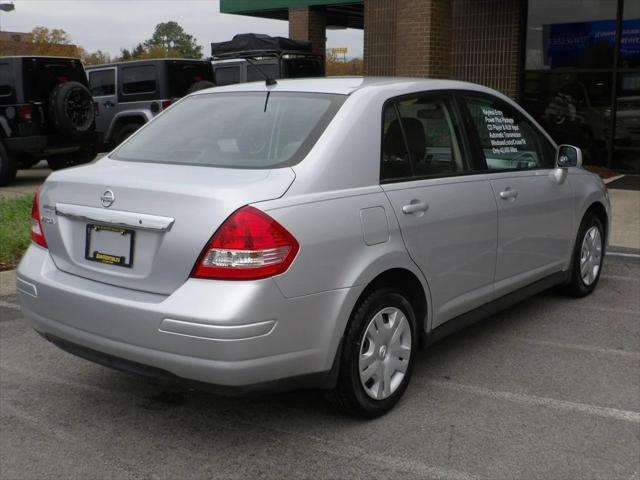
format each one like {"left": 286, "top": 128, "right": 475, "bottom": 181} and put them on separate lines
{"left": 0, "top": 300, "right": 20, "bottom": 311}
{"left": 607, "top": 251, "right": 640, "bottom": 259}
{"left": 427, "top": 380, "right": 640, "bottom": 424}
{"left": 490, "top": 334, "right": 640, "bottom": 359}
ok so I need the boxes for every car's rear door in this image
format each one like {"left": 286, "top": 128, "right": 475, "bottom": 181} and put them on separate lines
{"left": 380, "top": 92, "right": 498, "bottom": 327}
{"left": 459, "top": 93, "right": 574, "bottom": 297}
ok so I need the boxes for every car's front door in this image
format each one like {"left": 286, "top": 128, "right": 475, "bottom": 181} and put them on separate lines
{"left": 88, "top": 67, "right": 117, "bottom": 138}
{"left": 380, "top": 93, "right": 498, "bottom": 327}
{"left": 460, "top": 94, "right": 575, "bottom": 297}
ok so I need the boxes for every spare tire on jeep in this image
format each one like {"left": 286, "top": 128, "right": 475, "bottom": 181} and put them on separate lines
{"left": 187, "top": 80, "right": 215, "bottom": 94}
{"left": 48, "top": 81, "right": 95, "bottom": 139}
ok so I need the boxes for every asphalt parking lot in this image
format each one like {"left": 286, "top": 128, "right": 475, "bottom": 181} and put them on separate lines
{"left": 0, "top": 254, "right": 638, "bottom": 480}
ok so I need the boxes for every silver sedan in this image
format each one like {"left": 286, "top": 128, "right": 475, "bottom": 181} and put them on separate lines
{"left": 17, "top": 77, "right": 609, "bottom": 417}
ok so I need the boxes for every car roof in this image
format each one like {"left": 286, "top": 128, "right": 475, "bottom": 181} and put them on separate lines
{"left": 193, "top": 76, "right": 501, "bottom": 97}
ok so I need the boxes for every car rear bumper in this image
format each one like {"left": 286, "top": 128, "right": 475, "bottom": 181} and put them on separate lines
{"left": 17, "top": 245, "right": 360, "bottom": 390}
{"left": 4, "top": 133, "right": 98, "bottom": 157}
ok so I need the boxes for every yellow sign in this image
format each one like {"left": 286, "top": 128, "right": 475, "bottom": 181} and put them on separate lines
{"left": 329, "top": 47, "right": 348, "bottom": 55}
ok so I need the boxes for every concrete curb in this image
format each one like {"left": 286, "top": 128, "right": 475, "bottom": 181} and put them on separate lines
{"left": 0, "top": 269, "right": 16, "bottom": 297}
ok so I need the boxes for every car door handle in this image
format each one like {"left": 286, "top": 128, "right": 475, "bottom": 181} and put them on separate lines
{"left": 103, "top": 101, "right": 115, "bottom": 108}
{"left": 402, "top": 201, "right": 429, "bottom": 214}
{"left": 499, "top": 188, "right": 518, "bottom": 200}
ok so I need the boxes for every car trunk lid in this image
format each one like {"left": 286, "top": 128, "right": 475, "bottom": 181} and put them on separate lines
{"left": 39, "top": 158, "right": 295, "bottom": 295}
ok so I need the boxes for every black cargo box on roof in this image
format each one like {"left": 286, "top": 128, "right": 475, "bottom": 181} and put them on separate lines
{"left": 211, "top": 33, "right": 312, "bottom": 58}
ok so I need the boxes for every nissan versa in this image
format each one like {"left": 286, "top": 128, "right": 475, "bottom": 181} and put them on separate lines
{"left": 17, "top": 78, "right": 609, "bottom": 417}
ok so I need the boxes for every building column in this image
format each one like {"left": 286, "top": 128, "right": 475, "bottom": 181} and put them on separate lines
{"left": 363, "top": 0, "right": 451, "bottom": 78}
{"left": 450, "top": 0, "right": 525, "bottom": 99}
{"left": 363, "top": 0, "right": 397, "bottom": 76}
{"left": 289, "top": 6, "right": 326, "bottom": 57}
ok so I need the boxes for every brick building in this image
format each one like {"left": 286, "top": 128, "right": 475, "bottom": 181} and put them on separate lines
{"left": 220, "top": 0, "right": 639, "bottom": 172}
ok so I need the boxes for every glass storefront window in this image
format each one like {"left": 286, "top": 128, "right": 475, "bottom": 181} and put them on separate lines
{"left": 525, "top": 0, "right": 640, "bottom": 172}
{"left": 613, "top": 0, "right": 640, "bottom": 172}
{"left": 526, "top": 0, "right": 618, "bottom": 70}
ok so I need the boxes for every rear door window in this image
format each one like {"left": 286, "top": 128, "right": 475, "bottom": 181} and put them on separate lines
{"left": 381, "top": 94, "right": 467, "bottom": 182}
{"left": 122, "top": 65, "right": 156, "bottom": 95}
{"left": 462, "top": 95, "right": 555, "bottom": 171}
{"left": 88, "top": 69, "right": 115, "bottom": 96}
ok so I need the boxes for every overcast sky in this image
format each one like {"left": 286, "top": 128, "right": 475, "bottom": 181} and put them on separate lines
{"left": 2, "top": 0, "right": 364, "bottom": 58}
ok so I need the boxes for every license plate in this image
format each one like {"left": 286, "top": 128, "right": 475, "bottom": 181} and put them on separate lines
{"left": 85, "top": 224, "right": 135, "bottom": 268}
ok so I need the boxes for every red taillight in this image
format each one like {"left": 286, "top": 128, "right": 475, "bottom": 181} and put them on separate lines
{"left": 30, "top": 191, "right": 47, "bottom": 248}
{"left": 161, "top": 100, "right": 172, "bottom": 110}
{"left": 17, "top": 105, "right": 33, "bottom": 123}
{"left": 191, "top": 206, "right": 299, "bottom": 280}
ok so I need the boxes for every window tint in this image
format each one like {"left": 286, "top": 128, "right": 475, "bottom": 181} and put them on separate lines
{"left": 122, "top": 65, "right": 156, "bottom": 95}
{"left": 381, "top": 95, "right": 466, "bottom": 182}
{"left": 396, "top": 97, "right": 465, "bottom": 176}
{"left": 214, "top": 66, "right": 241, "bottom": 86}
{"left": 464, "top": 95, "right": 555, "bottom": 170}
{"left": 112, "top": 92, "right": 345, "bottom": 169}
{"left": 381, "top": 104, "right": 412, "bottom": 180}
{"left": 89, "top": 69, "right": 115, "bottom": 96}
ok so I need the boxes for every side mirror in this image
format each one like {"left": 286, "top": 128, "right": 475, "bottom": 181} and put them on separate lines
{"left": 556, "top": 145, "right": 583, "bottom": 168}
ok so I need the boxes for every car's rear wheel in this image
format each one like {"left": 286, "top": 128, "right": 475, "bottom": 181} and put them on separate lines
{"left": 563, "top": 213, "right": 605, "bottom": 297}
{"left": 0, "top": 142, "right": 17, "bottom": 186}
{"left": 328, "top": 287, "right": 418, "bottom": 418}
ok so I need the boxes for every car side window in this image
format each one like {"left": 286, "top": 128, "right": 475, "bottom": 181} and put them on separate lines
{"left": 381, "top": 103, "right": 412, "bottom": 181}
{"left": 122, "top": 66, "right": 156, "bottom": 95}
{"left": 396, "top": 96, "right": 465, "bottom": 177}
{"left": 381, "top": 95, "right": 466, "bottom": 182}
{"left": 89, "top": 69, "right": 115, "bottom": 97}
{"left": 463, "top": 95, "right": 555, "bottom": 171}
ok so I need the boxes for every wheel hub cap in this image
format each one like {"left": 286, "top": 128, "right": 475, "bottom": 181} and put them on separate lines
{"left": 359, "top": 306, "right": 412, "bottom": 400}
{"left": 580, "top": 226, "right": 602, "bottom": 286}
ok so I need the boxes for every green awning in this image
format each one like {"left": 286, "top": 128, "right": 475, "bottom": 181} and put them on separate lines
{"left": 220, "top": 0, "right": 359, "bottom": 13}
{"left": 220, "top": 0, "right": 363, "bottom": 29}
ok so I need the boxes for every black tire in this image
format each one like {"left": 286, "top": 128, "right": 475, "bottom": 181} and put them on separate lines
{"left": 113, "top": 123, "right": 142, "bottom": 146}
{"left": 187, "top": 80, "right": 215, "bottom": 94}
{"left": 47, "top": 146, "right": 97, "bottom": 171}
{"left": 48, "top": 81, "right": 95, "bottom": 139}
{"left": 327, "top": 287, "right": 418, "bottom": 418}
{"left": 562, "top": 213, "right": 605, "bottom": 297}
{"left": 0, "top": 142, "right": 17, "bottom": 186}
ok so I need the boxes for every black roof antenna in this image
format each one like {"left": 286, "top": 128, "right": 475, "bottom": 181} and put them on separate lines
{"left": 244, "top": 57, "right": 277, "bottom": 86}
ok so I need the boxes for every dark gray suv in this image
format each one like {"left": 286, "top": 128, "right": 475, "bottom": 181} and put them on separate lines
{"left": 0, "top": 56, "right": 98, "bottom": 186}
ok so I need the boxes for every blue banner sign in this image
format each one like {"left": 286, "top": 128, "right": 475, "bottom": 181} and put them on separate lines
{"left": 546, "top": 19, "right": 640, "bottom": 68}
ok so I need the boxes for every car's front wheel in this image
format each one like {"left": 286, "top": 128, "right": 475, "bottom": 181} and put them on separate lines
{"left": 328, "top": 288, "right": 418, "bottom": 418}
{"left": 563, "top": 213, "right": 605, "bottom": 297}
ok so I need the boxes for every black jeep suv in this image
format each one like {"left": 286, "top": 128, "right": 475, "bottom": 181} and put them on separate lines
{"left": 0, "top": 56, "right": 98, "bottom": 186}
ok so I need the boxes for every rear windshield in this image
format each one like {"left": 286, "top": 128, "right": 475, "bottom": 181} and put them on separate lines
{"left": 111, "top": 92, "right": 346, "bottom": 169}
{"left": 23, "top": 58, "right": 87, "bottom": 102}
{"left": 167, "top": 62, "right": 214, "bottom": 97}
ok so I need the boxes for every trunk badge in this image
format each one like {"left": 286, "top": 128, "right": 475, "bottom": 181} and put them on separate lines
{"left": 101, "top": 190, "right": 115, "bottom": 208}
